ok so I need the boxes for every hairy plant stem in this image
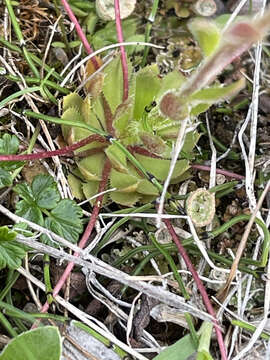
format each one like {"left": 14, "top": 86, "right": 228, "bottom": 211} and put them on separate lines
{"left": 164, "top": 219, "right": 227, "bottom": 360}
{"left": 114, "top": 0, "right": 129, "bottom": 100}
{"left": 39, "top": 159, "right": 111, "bottom": 315}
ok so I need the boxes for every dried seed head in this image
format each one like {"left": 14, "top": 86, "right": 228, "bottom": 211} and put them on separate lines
{"left": 186, "top": 188, "right": 215, "bottom": 227}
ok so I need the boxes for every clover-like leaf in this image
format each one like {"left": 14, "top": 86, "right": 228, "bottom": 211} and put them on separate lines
{"left": 15, "top": 175, "right": 60, "bottom": 210}
{"left": 0, "top": 134, "right": 19, "bottom": 154}
{"left": 0, "top": 227, "right": 26, "bottom": 270}
{"left": 15, "top": 200, "right": 44, "bottom": 226}
{"left": 41, "top": 199, "right": 83, "bottom": 247}
{"left": 31, "top": 175, "right": 60, "bottom": 209}
{"left": 0, "top": 226, "right": 17, "bottom": 242}
{"left": 0, "top": 168, "right": 12, "bottom": 189}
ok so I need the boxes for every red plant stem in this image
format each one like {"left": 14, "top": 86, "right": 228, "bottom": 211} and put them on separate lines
{"left": 0, "top": 135, "right": 107, "bottom": 162}
{"left": 114, "top": 0, "right": 129, "bottom": 101}
{"left": 191, "top": 164, "right": 245, "bottom": 180}
{"left": 40, "top": 159, "right": 111, "bottom": 314}
{"left": 164, "top": 219, "right": 227, "bottom": 360}
{"left": 60, "top": 0, "right": 99, "bottom": 69}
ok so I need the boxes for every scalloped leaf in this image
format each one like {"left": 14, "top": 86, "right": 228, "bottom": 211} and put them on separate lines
{"left": 0, "top": 240, "right": 26, "bottom": 270}
{"left": 134, "top": 64, "right": 161, "bottom": 120}
{"left": 105, "top": 144, "right": 128, "bottom": 173}
{"left": 68, "top": 174, "right": 84, "bottom": 200}
{"left": 78, "top": 153, "right": 106, "bottom": 181}
{"left": 102, "top": 56, "right": 131, "bottom": 114}
{"left": 41, "top": 199, "right": 83, "bottom": 247}
{"left": 110, "top": 168, "right": 139, "bottom": 192}
{"left": 137, "top": 179, "right": 159, "bottom": 196}
{"left": 82, "top": 181, "right": 100, "bottom": 205}
{"left": 61, "top": 107, "right": 86, "bottom": 144}
{"left": 134, "top": 154, "right": 190, "bottom": 181}
{"left": 0, "top": 226, "right": 17, "bottom": 242}
{"left": 63, "top": 92, "right": 83, "bottom": 112}
{"left": 110, "top": 191, "right": 140, "bottom": 206}
{"left": 84, "top": 56, "right": 104, "bottom": 96}
{"left": 139, "top": 132, "right": 167, "bottom": 156}
{"left": 186, "top": 188, "right": 215, "bottom": 227}
{"left": 188, "top": 18, "right": 221, "bottom": 57}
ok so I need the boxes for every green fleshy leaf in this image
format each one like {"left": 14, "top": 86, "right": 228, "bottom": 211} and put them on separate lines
{"left": 0, "top": 134, "right": 19, "bottom": 154}
{"left": 78, "top": 153, "right": 106, "bottom": 181}
{"left": 110, "top": 168, "right": 139, "bottom": 192}
{"left": 113, "top": 75, "right": 136, "bottom": 140}
{"left": 139, "top": 132, "right": 167, "bottom": 156}
{"left": 41, "top": 199, "right": 83, "bottom": 247}
{"left": 0, "top": 226, "right": 17, "bottom": 242}
{"left": 105, "top": 144, "right": 128, "bottom": 173}
{"left": 181, "top": 130, "right": 201, "bottom": 154}
{"left": 137, "top": 179, "right": 159, "bottom": 196}
{"left": 153, "top": 333, "right": 196, "bottom": 360}
{"left": 82, "top": 181, "right": 103, "bottom": 205}
{"left": 188, "top": 18, "right": 221, "bottom": 57}
{"left": 110, "top": 191, "right": 140, "bottom": 206}
{"left": 0, "top": 240, "right": 26, "bottom": 270}
{"left": 189, "top": 78, "right": 246, "bottom": 105}
{"left": 157, "top": 70, "right": 186, "bottom": 99}
{"left": 190, "top": 103, "right": 211, "bottom": 117}
{"left": 67, "top": 174, "right": 84, "bottom": 200}
{"left": 62, "top": 92, "right": 84, "bottom": 113}
{"left": 0, "top": 168, "right": 12, "bottom": 189}
{"left": 0, "top": 326, "right": 61, "bottom": 360}
{"left": 134, "top": 154, "right": 190, "bottom": 181}
{"left": 61, "top": 107, "right": 86, "bottom": 143}
{"left": 134, "top": 64, "right": 161, "bottom": 120}
{"left": 102, "top": 56, "right": 127, "bottom": 114}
